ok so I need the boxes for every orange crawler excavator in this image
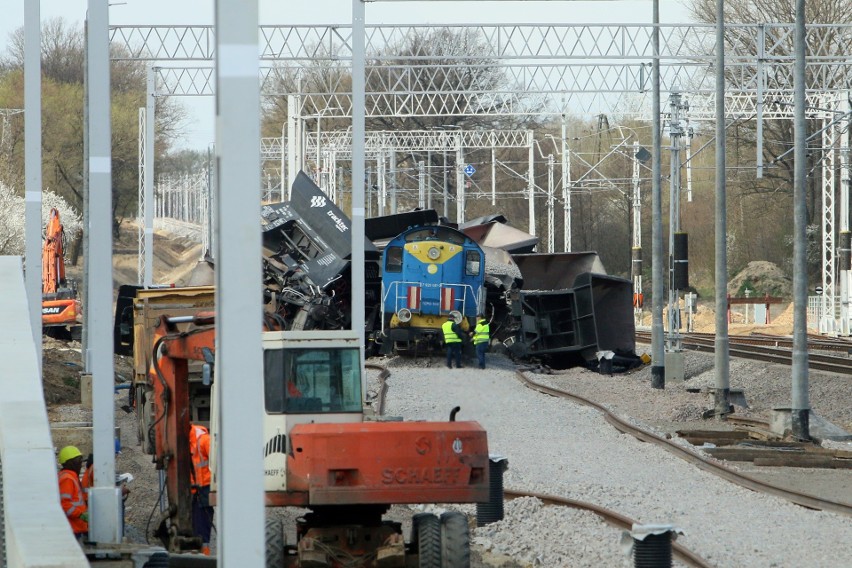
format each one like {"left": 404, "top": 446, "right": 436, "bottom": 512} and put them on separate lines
{"left": 42, "top": 207, "right": 81, "bottom": 339}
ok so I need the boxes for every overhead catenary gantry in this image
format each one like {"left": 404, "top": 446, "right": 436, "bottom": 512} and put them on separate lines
{"left": 120, "top": 21, "right": 852, "bottom": 334}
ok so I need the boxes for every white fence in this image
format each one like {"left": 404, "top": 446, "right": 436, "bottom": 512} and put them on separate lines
{"left": 0, "top": 257, "right": 88, "bottom": 567}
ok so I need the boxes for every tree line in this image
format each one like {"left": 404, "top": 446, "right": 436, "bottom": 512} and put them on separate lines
{"left": 1, "top": 1, "right": 849, "bottom": 299}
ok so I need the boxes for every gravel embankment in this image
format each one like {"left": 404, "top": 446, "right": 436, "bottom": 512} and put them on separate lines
{"left": 373, "top": 352, "right": 852, "bottom": 568}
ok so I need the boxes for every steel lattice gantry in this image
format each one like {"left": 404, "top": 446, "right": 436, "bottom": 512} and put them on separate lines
{"left": 301, "top": 129, "right": 533, "bottom": 221}
{"left": 122, "top": 22, "right": 852, "bottom": 333}
{"left": 111, "top": 23, "right": 852, "bottom": 118}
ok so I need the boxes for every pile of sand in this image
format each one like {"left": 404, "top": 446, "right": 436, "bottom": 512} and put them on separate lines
{"left": 111, "top": 220, "right": 205, "bottom": 286}
{"left": 728, "top": 260, "right": 792, "bottom": 298}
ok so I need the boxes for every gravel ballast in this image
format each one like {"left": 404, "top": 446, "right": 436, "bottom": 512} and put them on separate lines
{"left": 50, "top": 344, "right": 852, "bottom": 567}
{"left": 374, "top": 353, "right": 852, "bottom": 568}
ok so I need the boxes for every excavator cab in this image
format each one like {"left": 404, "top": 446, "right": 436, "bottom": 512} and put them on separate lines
{"left": 208, "top": 330, "right": 365, "bottom": 498}
{"left": 263, "top": 339, "right": 362, "bottom": 415}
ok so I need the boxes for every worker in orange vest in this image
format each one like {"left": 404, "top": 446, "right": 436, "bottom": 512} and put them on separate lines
{"left": 57, "top": 446, "right": 88, "bottom": 540}
{"left": 82, "top": 453, "right": 131, "bottom": 501}
{"left": 82, "top": 454, "right": 94, "bottom": 495}
{"left": 190, "top": 423, "right": 213, "bottom": 555}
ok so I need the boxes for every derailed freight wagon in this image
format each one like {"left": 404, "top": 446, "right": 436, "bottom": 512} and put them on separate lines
{"left": 260, "top": 172, "right": 383, "bottom": 333}
{"left": 501, "top": 252, "right": 637, "bottom": 369}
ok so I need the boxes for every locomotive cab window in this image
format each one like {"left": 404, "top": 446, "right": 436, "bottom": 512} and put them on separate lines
{"left": 405, "top": 227, "right": 464, "bottom": 245}
{"left": 465, "top": 250, "right": 481, "bottom": 276}
{"left": 385, "top": 246, "right": 403, "bottom": 273}
{"left": 264, "top": 347, "right": 362, "bottom": 414}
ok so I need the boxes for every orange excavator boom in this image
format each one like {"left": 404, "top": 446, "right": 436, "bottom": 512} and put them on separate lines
{"left": 42, "top": 207, "right": 66, "bottom": 295}
{"left": 41, "top": 208, "right": 81, "bottom": 336}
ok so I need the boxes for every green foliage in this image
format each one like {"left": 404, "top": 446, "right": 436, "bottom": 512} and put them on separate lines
{"left": 736, "top": 278, "right": 757, "bottom": 298}
{"left": 0, "top": 18, "right": 185, "bottom": 230}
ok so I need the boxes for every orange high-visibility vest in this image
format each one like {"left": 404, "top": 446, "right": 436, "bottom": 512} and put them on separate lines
{"left": 82, "top": 464, "right": 94, "bottom": 502}
{"left": 58, "top": 469, "right": 88, "bottom": 534}
{"left": 190, "top": 424, "right": 211, "bottom": 489}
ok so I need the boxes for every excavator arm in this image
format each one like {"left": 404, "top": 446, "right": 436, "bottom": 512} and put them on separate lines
{"left": 42, "top": 207, "right": 66, "bottom": 295}
{"left": 148, "top": 312, "right": 216, "bottom": 552}
{"left": 42, "top": 208, "right": 81, "bottom": 335}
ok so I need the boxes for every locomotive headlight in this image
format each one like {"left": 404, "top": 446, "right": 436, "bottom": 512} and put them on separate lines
{"left": 397, "top": 308, "right": 412, "bottom": 323}
{"left": 427, "top": 246, "right": 441, "bottom": 260}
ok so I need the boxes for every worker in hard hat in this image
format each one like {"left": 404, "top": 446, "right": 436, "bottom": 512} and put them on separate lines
{"left": 442, "top": 314, "right": 465, "bottom": 369}
{"left": 190, "top": 423, "right": 213, "bottom": 555}
{"left": 57, "top": 445, "right": 88, "bottom": 540}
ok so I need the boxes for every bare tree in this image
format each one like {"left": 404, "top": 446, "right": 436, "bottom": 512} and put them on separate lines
{"left": 262, "top": 28, "right": 540, "bottom": 222}
{"left": 0, "top": 18, "right": 186, "bottom": 234}
{"left": 687, "top": 0, "right": 852, "bottom": 277}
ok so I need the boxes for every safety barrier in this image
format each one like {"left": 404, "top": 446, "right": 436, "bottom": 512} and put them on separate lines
{"left": 0, "top": 257, "right": 88, "bottom": 567}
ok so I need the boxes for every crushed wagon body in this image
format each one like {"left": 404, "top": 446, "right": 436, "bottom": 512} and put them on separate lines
{"left": 505, "top": 253, "right": 635, "bottom": 368}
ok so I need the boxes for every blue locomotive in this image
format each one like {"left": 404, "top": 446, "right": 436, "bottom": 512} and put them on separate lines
{"left": 379, "top": 224, "right": 485, "bottom": 354}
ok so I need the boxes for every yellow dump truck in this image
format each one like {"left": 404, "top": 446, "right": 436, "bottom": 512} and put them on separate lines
{"left": 114, "top": 285, "right": 214, "bottom": 452}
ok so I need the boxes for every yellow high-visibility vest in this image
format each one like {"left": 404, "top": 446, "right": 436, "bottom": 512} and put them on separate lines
{"left": 442, "top": 320, "right": 461, "bottom": 343}
{"left": 473, "top": 321, "right": 490, "bottom": 345}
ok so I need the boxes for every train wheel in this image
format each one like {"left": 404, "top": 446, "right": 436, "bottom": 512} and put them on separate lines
{"left": 265, "top": 518, "right": 286, "bottom": 568}
{"left": 412, "top": 513, "right": 442, "bottom": 567}
{"left": 440, "top": 511, "right": 470, "bottom": 568}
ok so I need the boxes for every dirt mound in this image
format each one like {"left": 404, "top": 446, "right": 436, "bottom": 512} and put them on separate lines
{"left": 111, "top": 220, "right": 205, "bottom": 286}
{"left": 689, "top": 300, "right": 794, "bottom": 336}
{"left": 42, "top": 336, "right": 135, "bottom": 406}
{"left": 45, "top": 221, "right": 204, "bottom": 406}
{"left": 728, "top": 261, "right": 792, "bottom": 298}
{"left": 42, "top": 337, "right": 85, "bottom": 405}
{"left": 65, "top": 220, "right": 205, "bottom": 290}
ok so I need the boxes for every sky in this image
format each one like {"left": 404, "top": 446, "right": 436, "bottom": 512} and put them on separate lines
{"left": 4, "top": 1, "right": 695, "bottom": 150}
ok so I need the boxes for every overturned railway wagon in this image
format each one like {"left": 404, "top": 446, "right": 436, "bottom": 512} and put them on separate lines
{"left": 503, "top": 253, "right": 636, "bottom": 368}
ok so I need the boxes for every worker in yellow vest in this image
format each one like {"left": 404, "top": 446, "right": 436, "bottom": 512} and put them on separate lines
{"left": 442, "top": 315, "right": 465, "bottom": 369}
{"left": 471, "top": 316, "right": 491, "bottom": 369}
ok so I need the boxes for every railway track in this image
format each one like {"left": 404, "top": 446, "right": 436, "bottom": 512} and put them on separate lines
{"left": 503, "top": 489, "right": 712, "bottom": 568}
{"left": 370, "top": 362, "right": 714, "bottom": 567}
{"left": 635, "top": 331, "right": 852, "bottom": 375}
{"left": 515, "top": 369, "right": 852, "bottom": 518}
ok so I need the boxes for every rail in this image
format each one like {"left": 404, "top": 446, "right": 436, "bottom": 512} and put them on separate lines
{"left": 503, "top": 490, "right": 712, "bottom": 568}
{"left": 0, "top": 257, "right": 89, "bottom": 567}
{"left": 635, "top": 331, "right": 852, "bottom": 375}
{"left": 515, "top": 369, "right": 852, "bottom": 517}
{"left": 368, "top": 362, "right": 712, "bottom": 567}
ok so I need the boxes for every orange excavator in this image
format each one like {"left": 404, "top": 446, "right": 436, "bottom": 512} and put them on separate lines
{"left": 42, "top": 207, "right": 81, "bottom": 340}
{"left": 147, "top": 312, "right": 490, "bottom": 566}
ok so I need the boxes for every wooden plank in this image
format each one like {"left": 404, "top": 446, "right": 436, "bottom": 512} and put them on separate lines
{"left": 677, "top": 429, "right": 751, "bottom": 439}
{"left": 753, "top": 457, "right": 852, "bottom": 469}
{"left": 704, "top": 447, "right": 808, "bottom": 461}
